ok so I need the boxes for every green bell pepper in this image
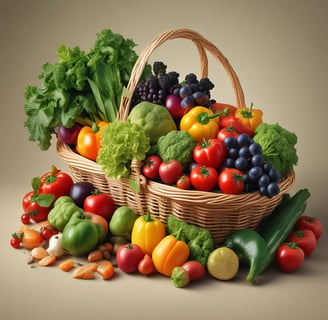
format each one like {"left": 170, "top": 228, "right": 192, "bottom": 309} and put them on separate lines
{"left": 61, "top": 211, "right": 105, "bottom": 256}
{"left": 48, "top": 196, "right": 83, "bottom": 232}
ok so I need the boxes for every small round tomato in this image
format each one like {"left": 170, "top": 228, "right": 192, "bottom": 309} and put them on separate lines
{"left": 276, "top": 242, "right": 305, "bottom": 273}
{"left": 84, "top": 192, "right": 115, "bottom": 221}
{"left": 41, "top": 227, "right": 53, "bottom": 240}
{"left": 142, "top": 155, "right": 162, "bottom": 179}
{"left": 287, "top": 229, "right": 317, "bottom": 256}
{"left": 116, "top": 244, "right": 144, "bottom": 273}
{"left": 218, "top": 168, "right": 244, "bottom": 194}
{"left": 176, "top": 175, "right": 191, "bottom": 190}
{"left": 294, "top": 216, "right": 323, "bottom": 240}
{"left": 217, "top": 126, "right": 240, "bottom": 141}
{"left": 21, "top": 213, "right": 31, "bottom": 225}
{"left": 10, "top": 236, "right": 21, "bottom": 249}
{"left": 190, "top": 165, "right": 218, "bottom": 191}
{"left": 158, "top": 159, "right": 184, "bottom": 185}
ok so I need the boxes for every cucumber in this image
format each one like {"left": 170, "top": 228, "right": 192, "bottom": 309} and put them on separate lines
{"left": 259, "top": 188, "right": 311, "bottom": 257}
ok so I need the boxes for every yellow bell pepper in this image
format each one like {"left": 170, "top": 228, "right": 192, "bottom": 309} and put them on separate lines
{"left": 179, "top": 106, "right": 221, "bottom": 143}
{"left": 234, "top": 103, "right": 263, "bottom": 131}
{"left": 131, "top": 212, "right": 166, "bottom": 256}
{"left": 152, "top": 233, "right": 190, "bottom": 276}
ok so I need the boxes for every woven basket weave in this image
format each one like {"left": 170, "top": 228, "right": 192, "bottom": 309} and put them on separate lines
{"left": 57, "top": 29, "right": 296, "bottom": 244}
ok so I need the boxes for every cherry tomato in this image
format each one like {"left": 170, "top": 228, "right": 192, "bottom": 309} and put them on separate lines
{"left": 294, "top": 216, "right": 323, "bottom": 240}
{"left": 138, "top": 254, "right": 156, "bottom": 275}
{"left": 10, "top": 236, "right": 21, "bottom": 249}
{"left": 158, "top": 159, "right": 184, "bottom": 185}
{"left": 22, "top": 191, "right": 34, "bottom": 213}
{"left": 41, "top": 227, "right": 53, "bottom": 240}
{"left": 83, "top": 192, "right": 116, "bottom": 221}
{"left": 176, "top": 175, "right": 191, "bottom": 190}
{"left": 287, "top": 229, "right": 317, "bottom": 256}
{"left": 116, "top": 243, "right": 144, "bottom": 273}
{"left": 39, "top": 166, "right": 74, "bottom": 200}
{"left": 218, "top": 168, "right": 244, "bottom": 194}
{"left": 276, "top": 242, "right": 304, "bottom": 273}
{"left": 142, "top": 155, "right": 162, "bottom": 179}
{"left": 193, "top": 139, "right": 227, "bottom": 169}
{"left": 27, "top": 201, "right": 50, "bottom": 223}
{"left": 190, "top": 165, "right": 218, "bottom": 192}
{"left": 181, "top": 260, "right": 206, "bottom": 281}
{"left": 21, "top": 213, "right": 31, "bottom": 225}
{"left": 217, "top": 126, "right": 240, "bottom": 141}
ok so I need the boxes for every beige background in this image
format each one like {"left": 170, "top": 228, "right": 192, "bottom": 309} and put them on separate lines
{"left": 1, "top": 1, "right": 327, "bottom": 319}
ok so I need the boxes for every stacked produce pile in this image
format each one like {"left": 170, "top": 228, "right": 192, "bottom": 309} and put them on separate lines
{"left": 11, "top": 29, "right": 323, "bottom": 286}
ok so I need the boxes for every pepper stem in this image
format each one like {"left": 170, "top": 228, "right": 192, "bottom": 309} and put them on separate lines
{"left": 143, "top": 211, "right": 154, "bottom": 222}
{"left": 197, "top": 107, "right": 230, "bottom": 125}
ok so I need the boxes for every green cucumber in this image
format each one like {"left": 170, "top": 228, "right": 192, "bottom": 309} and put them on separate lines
{"left": 259, "top": 188, "right": 311, "bottom": 256}
{"left": 224, "top": 188, "right": 310, "bottom": 283}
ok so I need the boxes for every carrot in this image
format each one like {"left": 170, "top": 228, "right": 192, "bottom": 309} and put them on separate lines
{"left": 96, "top": 260, "right": 115, "bottom": 280}
{"left": 39, "top": 254, "right": 56, "bottom": 267}
{"left": 87, "top": 249, "right": 103, "bottom": 262}
{"left": 58, "top": 259, "right": 75, "bottom": 272}
{"left": 19, "top": 225, "right": 44, "bottom": 250}
{"left": 73, "top": 263, "right": 98, "bottom": 279}
{"left": 31, "top": 246, "right": 48, "bottom": 260}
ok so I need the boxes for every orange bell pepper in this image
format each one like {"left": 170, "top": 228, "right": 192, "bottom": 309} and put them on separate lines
{"left": 152, "top": 233, "right": 190, "bottom": 277}
{"left": 234, "top": 103, "right": 263, "bottom": 131}
{"left": 131, "top": 212, "right": 166, "bottom": 256}
{"left": 76, "top": 121, "right": 109, "bottom": 161}
{"left": 179, "top": 106, "right": 223, "bottom": 143}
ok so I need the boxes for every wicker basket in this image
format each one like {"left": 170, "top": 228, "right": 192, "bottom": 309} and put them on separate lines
{"left": 57, "top": 29, "right": 296, "bottom": 244}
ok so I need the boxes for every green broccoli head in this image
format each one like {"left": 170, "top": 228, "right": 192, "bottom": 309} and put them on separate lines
{"left": 156, "top": 130, "right": 196, "bottom": 168}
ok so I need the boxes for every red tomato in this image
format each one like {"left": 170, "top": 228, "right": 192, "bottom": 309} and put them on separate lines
{"left": 287, "top": 229, "right": 317, "bottom": 256}
{"left": 217, "top": 126, "right": 240, "bottom": 141}
{"left": 10, "top": 237, "right": 21, "bottom": 249}
{"left": 84, "top": 192, "right": 115, "bottom": 221}
{"left": 190, "top": 165, "right": 218, "bottom": 191}
{"left": 176, "top": 175, "right": 191, "bottom": 190}
{"left": 20, "top": 213, "right": 31, "bottom": 225}
{"left": 218, "top": 168, "right": 244, "bottom": 194}
{"left": 116, "top": 244, "right": 144, "bottom": 273}
{"left": 39, "top": 166, "right": 74, "bottom": 200}
{"left": 181, "top": 260, "right": 206, "bottom": 281}
{"left": 22, "top": 191, "right": 34, "bottom": 213}
{"left": 159, "top": 159, "right": 184, "bottom": 185}
{"left": 27, "top": 201, "right": 51, "bottom": 223}
{"left": 193, "top": 139, "right": 227, "bottom": 169}
{"left": 294, "top": 216, "right": 323, "bottom": 240}
{"left": 142, "top": 155, "right": 162, "bottom": 179}
{"left": 138, "top": 254, "right": 156, "bottom": 275}
{"left": 276, "top": 242, "right": 305, "bottom": 273}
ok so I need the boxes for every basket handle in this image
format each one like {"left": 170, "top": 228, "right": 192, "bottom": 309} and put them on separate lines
{"left": 117, "top": 28, "right": 246, "bottom": 121}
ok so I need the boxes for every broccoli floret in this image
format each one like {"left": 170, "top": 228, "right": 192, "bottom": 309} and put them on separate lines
{"left": 155, "top": 130, "right": 196, "bottom": 168}
{"left": 167, "top": 215, "right": 214, "bottom": 266}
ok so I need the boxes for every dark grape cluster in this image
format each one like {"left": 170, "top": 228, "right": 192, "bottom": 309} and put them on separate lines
{"left": 173, "top": 73, "right": 215, "bottom": 109}
{"left": 131, "top": 62, "right": 215, "bottom": 109}
{"left": 132, "top": 61, "right": 180, "bottom": 106}
{"left": 223, "top": 134, "right": 281, "bottom": 198}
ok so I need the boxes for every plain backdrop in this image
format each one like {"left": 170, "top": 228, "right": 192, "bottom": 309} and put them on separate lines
{"left": 1, "top": 1, "right": 327, "bottom": 320}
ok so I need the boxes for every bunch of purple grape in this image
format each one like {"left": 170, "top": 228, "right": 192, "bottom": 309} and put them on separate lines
{"left": 223, "top": 133, "right": 281, "bottom": 198}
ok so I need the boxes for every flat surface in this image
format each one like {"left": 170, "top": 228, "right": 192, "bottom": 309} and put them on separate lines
{"left": 1, "top": 1, "right": 327, "bottom": 319}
